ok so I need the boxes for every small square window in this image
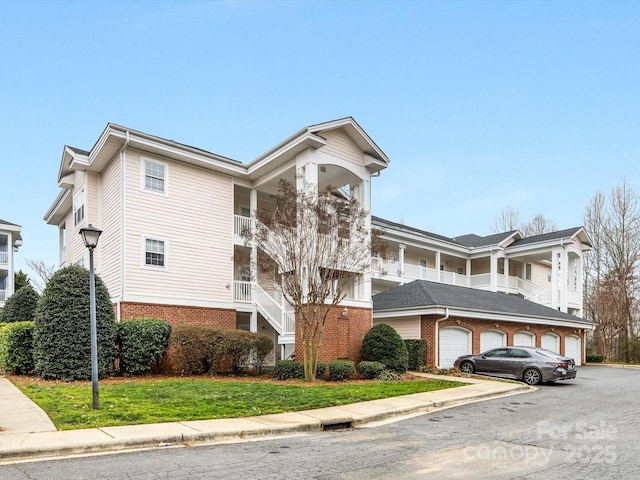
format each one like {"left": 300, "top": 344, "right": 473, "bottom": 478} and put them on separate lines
{"left": 145, "top": 238, "right": 165, "bottom": 267}
{"left": 144, "top": 160, "right": 166, "bottom": 193}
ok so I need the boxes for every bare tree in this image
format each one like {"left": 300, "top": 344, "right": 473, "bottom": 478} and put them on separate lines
{"left": 583, "top": 181, "right": 640, "bottom": 361}
{"left": 492, "top": 206, "right": 520, "bottom": 233}
{"left": 521, "top": 213, "right": 558, "bottom": 237}
{"left": 247, "top": 179, "right": 375, "bottom": 380}
{"left": 25, "top": 259, "right": 57, "bottom": 293}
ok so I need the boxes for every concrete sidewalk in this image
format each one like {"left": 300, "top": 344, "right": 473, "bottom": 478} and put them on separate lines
{"left": 0, "top": 374, "right": 533, "bottom": 464}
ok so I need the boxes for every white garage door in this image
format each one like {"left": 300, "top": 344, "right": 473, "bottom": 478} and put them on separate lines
{"left": 542, "top": 333, "right": 560, "bottom": 354}
{"left": 514, "top": 331, "right": 535, "bottom": 347}
{"left": 480, "top": 330, "right": 506, "bottom": 353}
{"left": 565, "top": 335, "right": 581, "bottom": 366}
{"left": 439, "top": 327, "right": 471, "bottom": 368}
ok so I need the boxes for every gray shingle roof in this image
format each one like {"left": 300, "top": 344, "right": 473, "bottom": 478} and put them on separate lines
{"left": 0, "top": 219, "right": 20, "bottom": 227}
{"left": 67, "top": 146, "right": 90, "bottom": 156}
{"left": 508, "top": 227, "right": 587, "bottom": 247}
{"left": 373, "top": 280, "right": 592, "bottom": 325}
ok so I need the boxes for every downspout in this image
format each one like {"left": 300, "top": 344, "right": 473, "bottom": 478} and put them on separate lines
{"left": 434, "top": 307, "right": 450, "bottom": 368}
{"left": 117, "top": 131, "right": 130, "bottom": 322}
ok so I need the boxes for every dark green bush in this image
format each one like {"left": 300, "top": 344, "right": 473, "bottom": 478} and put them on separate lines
{"left": 358, "top": 360, "right": 386, "bottom": 379}
{"left": 0, "top": 321, "right": 34, "bottom": 374}
{"left": 586, "top": 354, "right": 605, "bottom": 363}
{"left": 316, "top": 362, "right": 326, "bottom": 379}
{"left": 33, "top": 265, "right": 117, "bottom": 380}
{"left": 328, "top": 360, "right": 356, "bottom": 381}
{"left": 405, "top": 339, "right": 427, "bottom": 370}
{"left": 117, "top": 318, "right": 172, "bottom": 375}
{"left": 1, "top": 285, "right": 39, "bottom": 323}
{"left": 273, "top": 359, "right": 304, "bottom": 380}
{"left": 361, "top": 323, "right": 409, "bottom": 373}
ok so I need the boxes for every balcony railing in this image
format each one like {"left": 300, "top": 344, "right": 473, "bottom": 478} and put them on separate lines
{"left": 233, "top": 281, "right": 252, "bottom": 303}
{"left": 0, "top": 251, "right": 7, "bottom": 265}
{"left": 234, "top": 215, "right": 254, "bottom": 238}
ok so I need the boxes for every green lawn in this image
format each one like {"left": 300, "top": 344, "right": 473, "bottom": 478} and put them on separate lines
{"left": 13, "top": 377, "right": 464, "bottom": 430}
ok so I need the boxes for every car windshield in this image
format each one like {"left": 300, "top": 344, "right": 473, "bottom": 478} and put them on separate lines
{"left": 536, "top": 349, "right": 562, "bottom": 359}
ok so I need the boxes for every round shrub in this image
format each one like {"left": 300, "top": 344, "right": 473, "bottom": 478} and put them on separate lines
{"left": 273, "top": 359, "right": 304, "bottom": 380}
{"left": 251, "top": 333, "right": 274, "bottom": 374}
{"left": 316, "top": 362, "right": 326, "bottom": 379}
{"left": 33, "top": 265, "right": 117, "bottom": 380}
{"left": 165, "top": 326, "right": 222, "bottom": 375}
{"left": 361, "top": 323, "right": 409, "bottom": 373}
{"left": 328, "top": 360, "right": 356, "bottom": 381}
{"left": 1, "top": 285, "right": 39, "bottom": 323}
{"left": 117, "top": 318, "right": 171, "bottom": 375}
{"left": 0, "top": 321, "right": 35, "bottom": 374}
{"left": 358, "top": 360, "right": 386, "bottom": 379}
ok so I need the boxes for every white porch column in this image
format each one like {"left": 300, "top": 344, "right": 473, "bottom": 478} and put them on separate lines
{"left": 250, "top": 310, "right": 258, "bottom": 333}
{"left": 250, "top": 188, "right": 258, "bottom": 301}
{"left": 559, "top": 247, "right": 568, "bottom": 313}
{"left": 435, "top": 251, "right": 441, "bottom": 282}
{"left": 398, "top": 243, "right": 406, "bottom": 282}
{"left": 577, "top": 253, "right": 584, "bottom": 317}
{"left": 490, "top": 252, "right": 498, "bottom": 292}
{"left": 551, "top": 248, "right": 560, "bottom": 310}
{"left": 466, "top": 258, "right": 472, "bottom": 287}
{"left": 504, "top": 257, "right": 510, "bottom": 294}
{"left": 354, "top": 180, "right": 372, "bottom": 300}
{"left": 6, "top": 232, "right": 14, "bottom": 298}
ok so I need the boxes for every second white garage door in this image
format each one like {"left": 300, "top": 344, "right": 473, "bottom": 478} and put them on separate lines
{"left": 542, "top": 333, "right": 560, "bottom": 353}
{"left": 565, "top": 335, "right": 582, "bottom": 366}
{"left": 480, "top": 330, "right": 506, "bottom": 352}
{"left": 514, "top": 331, "right": 536, "bottom": 347}
{"left": 439, "top": 327, "right": 471, "bottom": 368}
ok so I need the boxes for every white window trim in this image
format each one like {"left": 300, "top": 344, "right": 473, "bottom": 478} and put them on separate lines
{"left": 142, "top": 236, "right": 169, "bottom": 270}
{"left": 73, "top": 187, "right": 86, "bottom": 228}
{"left": 141, "top": 157, "right": 169, "bottom": 196}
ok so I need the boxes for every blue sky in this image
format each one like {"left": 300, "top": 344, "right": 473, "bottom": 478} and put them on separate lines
{"left": 1, "top": 0, "right": 639, "bottom": 276}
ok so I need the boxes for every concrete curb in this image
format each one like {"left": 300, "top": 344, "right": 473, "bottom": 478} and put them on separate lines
{"left": 0, "top": 379, "right": 532, "bottom": 463}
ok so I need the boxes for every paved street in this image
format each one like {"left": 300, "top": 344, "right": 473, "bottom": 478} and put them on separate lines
{"left": 1, "top": 366, "right": 638, "bottom": 479}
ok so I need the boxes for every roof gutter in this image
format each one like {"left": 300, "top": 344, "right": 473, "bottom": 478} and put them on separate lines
{"left": 434, "top": 307, "right": 450, "bottom": 369}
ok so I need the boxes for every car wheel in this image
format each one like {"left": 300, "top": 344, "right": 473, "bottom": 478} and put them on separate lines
{"left": 523, "top": 368, "right": 542, "bottom": 385}
{"left": 459, "top": 361, "right": 475, "bottom": 374}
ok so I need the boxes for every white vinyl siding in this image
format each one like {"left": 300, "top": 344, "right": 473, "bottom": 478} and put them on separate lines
{"left": 124, "top": 151, "right": 233, "bottom": 303}
{"left": 142, "top": 158, "right": 167, "bottom": 194}
{"left": 373, "top": 317, "right": 421, "bottom": 339}
{"left": 319, "top": 129, "right": 363, "bottom": 165}
{"left": 99, "top": 156, "right": 122, "bottom": 296}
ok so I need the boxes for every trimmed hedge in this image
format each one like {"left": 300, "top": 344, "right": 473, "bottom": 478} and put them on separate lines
{"left": 358, "top": 360, "right": 386, "bottom": 379}
{"left": 273, "top": 359, "right": 304, "bottom": 380}
{"left": 328, "top": 360, "right": 356, "bottom": 381}
{"left": 586, "top": 354, "right": 605, "bottom": 363}
{"left": 361, "top": 323, "right": 409, "bottom": 373}
{"left": 117, "top": 318, "right": 172, "bottom": 375}
{"left": 33, "top": 265, "right": 117, "bottom": 380}
{"left": 165, "top": 326, "right": 274, "bottom": 375}
{"left": 405, "top": 339, "right": 427, "bottom": 370}
{"left": 316, "top": 362, "right": 326, "bottom": 379}
{"left": 0, "top": 321, "right": 35, "bottom": 374}
{"left": 1, "top": 285, "right": 39, "bottom": 323}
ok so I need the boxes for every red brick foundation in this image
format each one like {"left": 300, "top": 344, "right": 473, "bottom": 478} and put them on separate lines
{"left": 295, "top": 305, "right": 373, "bottom": 364}
{"left": 118, "top": 302, "right": 236, "bottom": 329}
{"left": 420, "top": 315, "right": 587, "bottom": 367}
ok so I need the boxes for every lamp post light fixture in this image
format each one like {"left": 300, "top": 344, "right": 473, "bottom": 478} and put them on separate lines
{"left": 79, "top": 224, "right": 103, "bottom": 410}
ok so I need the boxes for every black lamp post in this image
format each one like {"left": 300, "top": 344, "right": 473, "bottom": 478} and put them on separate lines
{"left": 79, "top": 224, "right": 102, "bottom": 409}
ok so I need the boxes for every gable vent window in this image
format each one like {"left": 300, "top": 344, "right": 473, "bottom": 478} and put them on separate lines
{"left": 144, "top": 160, "right": 166, "bottom": 193}
{"left": 145, "top": 238, "right": 165, "bottom": 267}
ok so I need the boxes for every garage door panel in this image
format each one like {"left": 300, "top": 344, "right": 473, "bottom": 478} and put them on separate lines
{"left": 565, "top": 336, "right": 581, "bottom": 366}
{"left": 480, "top": 330, "right": 506, "bottom": 353}
{"left": 514, "top": 332, "right": 535, "bottom": 347}
{"left": 439, "top": 327, "right": 471, "bottom": 368}
{"left": 542, "top": 334, "right": 560, "bottom": 354}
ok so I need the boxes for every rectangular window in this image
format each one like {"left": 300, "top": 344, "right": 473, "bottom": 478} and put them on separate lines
{"left": 419, "top": 258, "right": 428, "bottom": 268}
{"left": 73, "top": 188, "right": 85, "bottom": 226}
{"left": 525, "top": 263, "right": 532, "bottom": 281}
{"left": 144, "top": 159, "right": 166, "bottom": 193}
{"left": 457, "top": 266, "right": 464, "bottom": 275}
{"left": 145, "top": 238, "right": 165, "bottom": 267}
